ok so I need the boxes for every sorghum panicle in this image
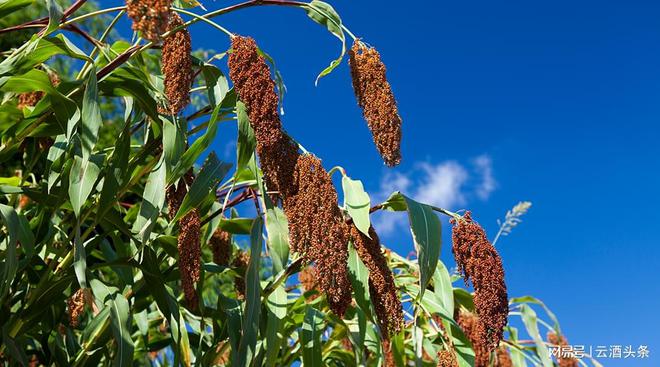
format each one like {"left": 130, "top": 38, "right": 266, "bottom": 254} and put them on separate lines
{"left": 298, "top": 265, "right": 318, "bottom": 294}
{"left": 456, "top": 310, "right": 490, "bottom": 367}
{"left": 125, "top": 0, "right": 170, "bottom": 42}
{"left": 67, "top": 288, "right": 86, "bottom": 328}
{"left": 282, "top": 154, "right": 352, "bottom": 316}
{"left": 382, "top": 340, "right": 395, "bottom": 367}
{"left": 159, "top": 12, "right": 192, "bottom": 115}
{"left": 547, "top": 332, "right": 579, "bottom": 367}
{"left": 232, "top": 250, "right": 250, "bottom": 300}
{"left": 167, "top": 173, "right": 200, "bottom": 309}
{"left": 451, "top": 212, "right": 508, "bottom": 350}
{"left": 495, "top": 346, "right": 513, "bottom": 367}
{"left": 228, "top": 36, "right": 299, "bottom": 197}
{"left": 17, "top": 72, "right": 60, "bottom": 109}
{"left": 178, "top": 209, "right": 201, "bottom": 309}
{"left": 209, "top": 228, "right": 232, "bottom": 266}
{"left": 437, "top": 350, "right": 459, "bottom": 367}
{"left": 350, "top": 226, "right": 403, "bottom": 337}
{"left": 348, "top": 40, "right": 402, "bottom": 167}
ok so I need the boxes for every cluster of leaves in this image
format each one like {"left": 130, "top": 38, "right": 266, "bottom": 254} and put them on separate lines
{"left": 0, "top": 0, "right": 602, "bottom": 366}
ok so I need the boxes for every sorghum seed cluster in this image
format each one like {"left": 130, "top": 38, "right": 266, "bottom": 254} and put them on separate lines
{"left": 283, "top": 154, "right": 352, "bottom": 316}
{"left": 437, "top": 350, "right": 459, "bottom": 367}
{"left": 547, "top": 332, "right": 579, "bottom": 367}
{"left": 232, "top": 250, "right": 250, "bottom": 300}
{"left": 17, "top": 72, "right": 60, "bottom": 109}
{"left": 67, "top": 288, "right": 86, "bottom": 328}
{"left": 228, "top": 36, "right": 299, "bottom": 198}
{"left": 166, "top": 174, "right": 200, "bottom": 309}
{"left": 348, "top": 40, "right": 402, "bottom": 167}
{"left": 496, "top": 346, "right": 513, "bottom": 367}
{"left": 451, "top": 211, "right": 508, "bottom": 350}
{"left": 209, "top": 228, "right": 232, "bottom": 267}
{"left": 125, "top": 0, "right": 170, "bottom": 42}
{"left": 350, "top": 225, "right": 402, "bottom": 337}
{"left": 455, "top": 310, "right": 490, "bottom": 367}
{"left": 159, "top": 12, "right": 192, "bottom": 115}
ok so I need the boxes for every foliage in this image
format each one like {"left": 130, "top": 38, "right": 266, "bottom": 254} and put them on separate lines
{"left": 0, "top": 1, "right": 600, "bottom": 366}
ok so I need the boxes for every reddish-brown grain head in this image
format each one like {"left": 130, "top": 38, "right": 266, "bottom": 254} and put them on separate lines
{"left": 17, "top": 71, "right": 60, "bottom": 109}
{"left": 382, "top": 339, "right": 395, "bottom": 367}
{"left": 228, "top": 36, "right": 299, "bottom": 197}
{"left": 232, "top": 250, "right": 250, "bottom": 300}
{"left": 159, "top": 12, "right": 192, "bottom": 115}
{"left": 178, "top": 209, "right": 201, "bottom": 309}
{"left": 67, "top": 288, "right": 86, "bottom": 328}
{"left": 209, "top": 228, "right": 232, "bottom": 266}
{"left": 451, "top": 212, "right": 508, "bottom": 350}
{"left": 456, "top": 310, "right": 491, "bottom": 367}
{"left": 495, "top": 346, "right": 513, "bottom": 367}
{"left": 547, "top": 332, "right": 579, "bottom": 367}
{"left": 348, "top": 40, "right": 402, "bottom": 167}
{"left": 282, "top": 154, "right": 352, "bottom": 316}
{"left": 125, "top": 0, "right": 170, "bottom": 42}
{"left": 437, "top": 350, "right": 459, "bottom": 367}
{"left": 351, "top": 225, "right": 402, "bottom": 337}
{"left": 298, "top": 265, "right": 318, "bottom": 295}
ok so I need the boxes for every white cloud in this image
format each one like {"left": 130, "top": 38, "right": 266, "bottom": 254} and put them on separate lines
{"left": 371, "top": 155, "right": 496, "bottom": 236}
{"left": 473, "top": 154, "right": 496, "bottom": 200}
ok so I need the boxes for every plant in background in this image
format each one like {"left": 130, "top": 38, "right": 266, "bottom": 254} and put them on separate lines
{"left": 0, "top": 0, "right": 603, "bottom": 366}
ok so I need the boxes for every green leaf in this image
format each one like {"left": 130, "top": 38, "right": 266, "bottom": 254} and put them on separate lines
{"left": 448, "top": 321, "right": 476, "bottom": 367}
{"left": 162, "top": 116, "right": 186, "bottom": 178}
{"left": 510, "top": 295, "right": 561, "bottom": 332}
{"left": 520, "top": 304, "right": 553, "bottom": 367}
{"left": 169, "top": 104, "right": 224, "bottom": 184}
{"left": 81, "top": 67, "right": 102, "bottom": 158}
{"left": 236, "top": 101, "right": 256, "bottom": 172}
{"left": 342, "top": 175, "right": 371, "bottom": 237}
{"left": 0, "top": 0, "right": 33, "bottom": 18}
{"left": 263, "top": 196, "right": 289, "bottom": 273}
{"left": 219, "top": 295, "right": 243, "bottom": 363}
{"left": 301, "top": 306, "right": 325, "bottom": 367}
{"left": 432, "top": 261, "right": 454, "bottom": 317}
{"left": 68, "top": 154, "right": 103, "bottom": 217}
{"left": 0, "top": 35, "right": 90, "bottom": 81}
{"left": 201, "top": 63, "right": 228, "bottom": 107}
{"left": 0, "top": 204, "right": 21, "bottom": 298}
{"left": 173, "top": 152, "right": 231, "bottom": 222}
{"left": 45, "top": 0, "right": 63, "bottom": 35}
{"left": 107, "top": 293, "right": 134, "bottom": 367}
{"left": 506, "top": 327, "right": 528, "bottom": 367}
{"left": 265, "top": 283, "right": 287, "bottom": 366}
{"left": 237, "top": 217, "right": 263, "bottom": 367}
{"left": 0, "top": 177, "right": 21, "bottom": 186}
{"left": 132, "top": 156, "right": 167, "bottom": 244}
{"left": 305, "top": 0, "right": 346, "bottom": 84}
{"left": 216, "top": 217, "right": 255, "bottom": 234}
{"left": 347, "top": 241, "right": 371, "bottom": 319}
{"left": 383, "top": 192, "right": 442, "bottom": 299}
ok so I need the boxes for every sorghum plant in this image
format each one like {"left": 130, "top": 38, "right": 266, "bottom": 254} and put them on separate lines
{"left": 0, "top": 0, "right": 600, "bottom": 366}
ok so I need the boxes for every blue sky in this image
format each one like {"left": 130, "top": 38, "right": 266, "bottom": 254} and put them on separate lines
{"left": 106, "top": 0, "right": 660, "bottom": 365}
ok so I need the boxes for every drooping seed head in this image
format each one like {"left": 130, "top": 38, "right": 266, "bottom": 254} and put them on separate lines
{"left": 228, "top": 36, "right": 299, "bottom": 197}
{"left": 282, "top": 154, "right": 352, "bottom": 316}
{"left": 456, "top": 310, "right": 490, "bottom": 367}
{"left": 298, "top": 265, "right": 318, "bottom": 295}
{"left": 382, "top": 339, "right": 395, "bottom": 367}
{"left": 125, "top": 0, "right": 170, "bottom": 42}
{"left": 209, "top": 228, "right": 232, "bottom": 266}
{"left": 159, "top": 12, "right": 192, "bottom": 115}
{"left": 451, "top": 212, "right": 508, "bottom": 350}
{"left": 17, "top": 71, "right": 60, "bottom": 109}
{"left": 547, "top": 332, "right": 579, "bottom": 367}
{"left": 495, "top": 346, "right": 513, "bottom": 367}
{"left": 351, "top": 225, "right": 402, "bottom": 337}
{"left": 232, "top": 250, "right": 250, "bottom": 300}
{"left": 348, "top": 40, "right": 402, "bottom": 167}
{"left": 437, "top": 350, "right": 459, "bottom": 367}
{"left": 67, "top": 288, "right": 87, "bottom": 328}
{"left": 178, "top": 209, "right": 201, "bottom": 309}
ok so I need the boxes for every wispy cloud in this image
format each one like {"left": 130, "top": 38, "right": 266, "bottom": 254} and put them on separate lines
{"left": 370, "top": 155, "right": 496, "bottom": 235}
